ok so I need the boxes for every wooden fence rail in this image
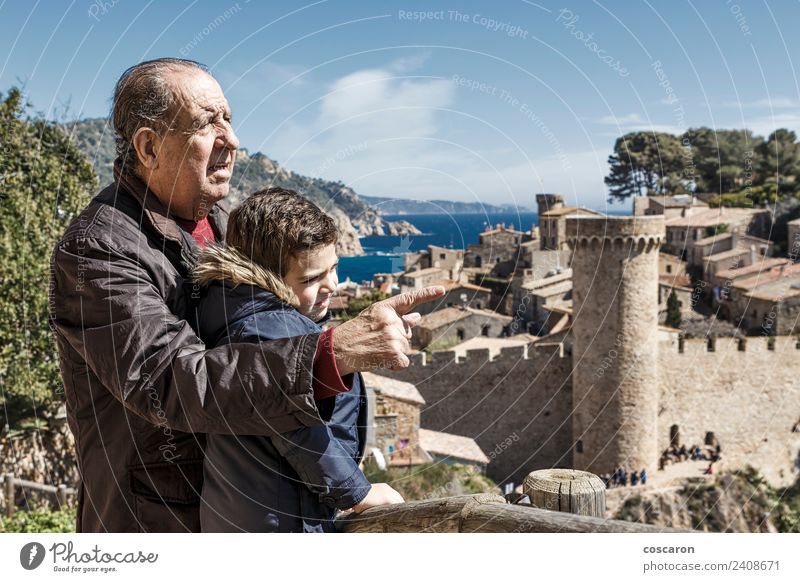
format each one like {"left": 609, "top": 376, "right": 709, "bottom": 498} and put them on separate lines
{"left": 1, "top": 473, "right": 76, "bottom": 518}
{"left": 337, "top": 493, "right": 689, "bottom": 533}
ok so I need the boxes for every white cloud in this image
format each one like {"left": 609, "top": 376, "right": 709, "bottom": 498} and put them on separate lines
{"left": 256, "top": 61, "right": 616, "bottom": 210}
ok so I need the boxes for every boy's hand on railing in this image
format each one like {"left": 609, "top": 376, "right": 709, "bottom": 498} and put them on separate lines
{"left": 332, "top": 286, "right": 445, "bottom": 375}
{"left": 351, "top": 483, "right": 405, "bottom": 513}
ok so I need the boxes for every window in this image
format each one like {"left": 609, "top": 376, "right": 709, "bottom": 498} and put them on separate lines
{"left": 666, "top": 265, "right": 672, "bottom": 273}
{"left": 440, "top": 253, "right": 446, "bottom": 260}
{"left": 457, "top": 328, "right": 465, "bottom": 341}
{"left": 482, "top": 325, "right": 490, "bottom": 337}
{"left": 576, "top": 440, "right": 583, "bottom": 453}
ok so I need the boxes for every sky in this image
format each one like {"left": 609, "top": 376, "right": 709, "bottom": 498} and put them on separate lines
{"left": 2, "top": 0, "right": 799, "bottom": 211}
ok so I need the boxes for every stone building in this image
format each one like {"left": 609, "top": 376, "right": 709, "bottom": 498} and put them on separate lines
{"left": 398, "top": 267, "right": 448, "bottom": 291}
{"left": 361, "top": 372, "right": 489, "bottom": 471}
{"left": 404, "top": 245, "right": 464, "bottom": 279}
{"left": 511, "top": 270, "right": 573, "bottom": 335}
{"left": 418, "top": 429, "right": 490, "bottom": 472}
{"left": 463, "top": 224, "right": 533, "bottom": 277}
{"left": 412, "top": 306, "right": 512, "bottom": 350}
{"left": 633, "top": 194, "right": 708, "bottom": 218}
{"left": 662, "top": 207, "right": 771, "bottom": 258}
{"left": 538, "top": 206, "right": 603, "bottom": 251}
{"left": 413, "top": 279, "right": 493, "bottom": 316}
{"left": 689, "top": 232, "right": 772, "bottom": 269}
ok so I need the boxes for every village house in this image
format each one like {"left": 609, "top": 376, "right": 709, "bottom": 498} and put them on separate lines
{"left": 412, "top": 306, "right": 512, "bottom": 350}
{"left": 719, "top": 263, "right": 800, "bottom": 330}
{"left": 463, "top": 223, "right": 534, "bottom": 277}
{"left": 404, "top": 244, "right": 464, "bottom": 278}
{"left": 510, "top": 270, "right": 573, "bottom": 335}
{"left": 413, "top": 279, "right": 494, "bottom": 315}
{"left": 361, "top": 372, "right": 489, "bottom": 472}
{"left": 662, "top": 207, "right": 771, "bottom": 259}
{"left": 735, "top": 266, "right": 800, "bottom": 335}
{"left": 633, "top": 193, "right": 708, "bottom": 219}
{"left": 689, "top": 232, "right": 772, "bottom": 269}
{"left": 397, "top": 267, "right": 448, "bottom": 291}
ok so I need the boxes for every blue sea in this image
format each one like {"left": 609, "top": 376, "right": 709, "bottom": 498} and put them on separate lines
{"left": 338, "top": 212, "right": 537, "bottom": 284}
{"left": 338, "top": 210, "right": 630, "bottom": 284}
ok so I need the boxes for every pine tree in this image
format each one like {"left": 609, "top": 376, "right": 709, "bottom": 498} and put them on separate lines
{"left": 665, "top": 289, "right": 682, "bottom": 329}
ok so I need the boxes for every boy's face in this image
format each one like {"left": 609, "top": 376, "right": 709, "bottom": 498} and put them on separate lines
{"left": 283, "top": 243, "right": 339, "bottom": 321}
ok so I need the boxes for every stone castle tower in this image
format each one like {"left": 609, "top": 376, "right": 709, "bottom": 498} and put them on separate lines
{"left": 567, "top": 215, "right": 665, "bottom": 475}
{"left": 536, "top": 193, "right": 565, "bottom": 217}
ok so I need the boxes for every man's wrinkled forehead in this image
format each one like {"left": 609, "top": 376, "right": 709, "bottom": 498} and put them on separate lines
{"left": 169, "top": 70, "right": 231, "bottom": 124}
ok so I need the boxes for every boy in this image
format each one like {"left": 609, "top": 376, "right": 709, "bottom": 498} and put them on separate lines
{"left": 194, "top": 187, "right": 404, "bottom": 532}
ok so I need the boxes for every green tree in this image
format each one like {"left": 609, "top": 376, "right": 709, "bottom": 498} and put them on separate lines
{"left": 686, "top": 127, "right": 763, "bottom": 194}
{"left": 665, "top": 289, "right": 682, "bottom": 329}
{"left": 605, "top": 131, "right": 684, "bottom": 201}
{"left": 0, "top": 88, "right": 96, "bottom": 423}
{"left": 756, "top": 129, "right": 800, "bottom": 194}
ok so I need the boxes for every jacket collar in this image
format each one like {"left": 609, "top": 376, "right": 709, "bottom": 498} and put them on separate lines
{"left": 112, "top": 159, "right": 229, "bottom": 246}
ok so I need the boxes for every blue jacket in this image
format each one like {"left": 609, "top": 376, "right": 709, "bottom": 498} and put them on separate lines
{"left": 196, "top": 280, "right": 370, "bottom": 532}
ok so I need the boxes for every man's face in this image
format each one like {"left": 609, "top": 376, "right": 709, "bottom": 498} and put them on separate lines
{"left": 147, "top": 70, "right": 239, "bottom": 220}
{"left": 283, "top": 244, "right": 339, "bottom": 322}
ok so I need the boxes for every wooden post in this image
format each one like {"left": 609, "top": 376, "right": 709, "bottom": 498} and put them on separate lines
{"left": 3, "top": 473, "right": 14, "bottom": 518}
{"left": 523, "top": 468, "right": 606, "bottom": 517}
{"left": 56, "top": 484, "right": 68, "bottom": 509}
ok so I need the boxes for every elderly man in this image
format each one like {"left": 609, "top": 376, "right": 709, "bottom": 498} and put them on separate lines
{"left": 48, "top": 58, "right": 442, "bottom": 533}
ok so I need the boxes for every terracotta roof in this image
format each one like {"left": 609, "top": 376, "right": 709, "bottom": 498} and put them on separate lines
{"left": 665, "top": 207, "right": 766, "bottom": 228}
{"left": 464, "top": 307, "right": 512, "bottom": 321}
{"left": 745, "top": 275, "right": 800, "bottom": 301}
{"left": 715, "top": 258, "right": 790, "bottom": 281}
{"left": 732, "top": 264, "right": 800, "bottom": 291}
{"left": 693, "top": 233, "right": 732, "bottom": 247}
{"left": 530, "top": 279, "right": 572, "bottom": 298}
{"left": 418, "top": 429, "right": 490, "bottom": 464}
{"left": 541, "top": 207, "right": 603, "bottom": 218}
{"left": 704, "top": 248, "right": 750, "bottom": 264}
{"left": 434, "top": 279, "right": 493, "bottom": 293}
{"left": 361, "top": 372, "right": 426, "bottom": 405}
{"left": 417, "top": 307, "right": 473, "bottom": 329}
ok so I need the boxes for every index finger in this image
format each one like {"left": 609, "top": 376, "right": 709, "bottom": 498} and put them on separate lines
{"left": 381, "top": 285, "right": 445, "bottom": 316}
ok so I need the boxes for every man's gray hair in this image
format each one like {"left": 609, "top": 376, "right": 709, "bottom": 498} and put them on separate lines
{"left": 112, "top": 58, "right": 209, "bottom": 174}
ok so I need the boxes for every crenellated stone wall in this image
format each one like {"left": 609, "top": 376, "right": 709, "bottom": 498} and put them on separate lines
{"left": 377, "top": 342, "right": 574, "bottom": 487}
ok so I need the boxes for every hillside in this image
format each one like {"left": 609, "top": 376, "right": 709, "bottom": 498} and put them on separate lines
{"left": 63, "top": 119, "right": 421, "bottom": 256}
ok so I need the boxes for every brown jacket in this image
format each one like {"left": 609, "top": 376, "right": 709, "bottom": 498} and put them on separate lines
{"left": 48, "top": 167, "right": 323, "bottom": 532}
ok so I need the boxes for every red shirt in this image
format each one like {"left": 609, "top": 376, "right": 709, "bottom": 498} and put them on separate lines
{"left": 174, "top": 216, "right": 216, "bottom": 248}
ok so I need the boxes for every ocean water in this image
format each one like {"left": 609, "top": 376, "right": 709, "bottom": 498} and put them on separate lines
{"left": 338, "top": 212, "right": 538, "bottom": 284}
{"left": 338, "top": 210, "right": 631, "bottom": 284}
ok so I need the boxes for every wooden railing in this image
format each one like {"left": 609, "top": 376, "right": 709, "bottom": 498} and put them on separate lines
{"left": 338, "top": 469, "right": 691, "bottom": 533}
{"left": 1, "top": 473, "right": 76, "bottom": 518}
